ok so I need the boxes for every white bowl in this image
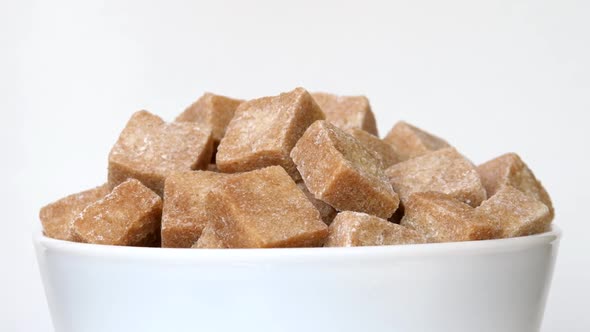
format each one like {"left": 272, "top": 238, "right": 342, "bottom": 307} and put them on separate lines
{"left": 34, "top": 227, "right": 561, "bottom": 332}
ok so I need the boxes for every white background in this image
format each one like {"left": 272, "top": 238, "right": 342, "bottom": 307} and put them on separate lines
{"left": 1, "top": 0, "right": 589, "bottom": 331}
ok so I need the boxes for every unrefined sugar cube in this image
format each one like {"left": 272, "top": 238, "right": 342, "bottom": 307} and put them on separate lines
{"left": 401, "top": 192, "right": 500, "bottom": 243}
{"left": 39, "top": 184, "right": 110, "bottom": 241}
{"left": 311, "top": 92, "right": 378, "bottom": 136}
{"left": 161, "top": 171, "right": 228, "bottom": 248}
{"left": 296, "top": 182, "right": 337, "bottom": 225}
{"left": 207, "top": 166, "right": 328, "bottom": 248}
{"left": 108, "top": 110, "right": 214, "bottom": 196}
{"left": 477, "top": 153, "right": 554, "bottom": 219}
{"left": 216, "top": 88, "right": 324, "bottom": 179}
{"left": 475, "top": 185, "right": 551, "bottom": 238}
{"left": 383, "top": 121, "right": 450, "bottom": 161}
{"left": 175, "top": 92, "right": 243, "bottom": 145}
{"left": 72, "top": 179, "right": 162, "bottom": 246}
{"left": 325, "top": 211, "right": 426, "bottom": 247}
{"left": 386, "top": 147, "right": 486, "bottom": 208}
{"left": 346, "top": 128, "right": 399, "bottom": 168}
{"left": 291, "top": 120, "right": 399, "bottom": 219}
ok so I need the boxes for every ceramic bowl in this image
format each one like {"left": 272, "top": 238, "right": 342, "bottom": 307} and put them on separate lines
{"left": 34, "top": 227, "right": 561, "bottom": 332}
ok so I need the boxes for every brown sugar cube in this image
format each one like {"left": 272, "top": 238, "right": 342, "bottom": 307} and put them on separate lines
{"left": 175, "top": 92, "right": 243, "bottom": 145}
{"left": 311, "top": 92, "right": 378, "bottom": 136}
{"left": 39, "top": 184, "right": 110, "bottom": 241}
{"left": 72, "top": 179, "right": 162, "bottom": 246}
{"left": 325, "top": 211, "right": 426, "bottom": 247}
{"left": 386, "top": 147, "right": 487, "bottom": 208}
{"left": 346, "top": 128, "right": 400, "bottom": 168}
{"left": 216, "top": 88, "right": 325, "bottom": 179}
{"left": 477, "top": 153, "right": 554, "bottom": 219}
{"left": 207, "top": 166, "right": 328, "bottom": 248}
{"left": 291, "top": 120, "right": 399, "bottom": 219}
{"left": 296, "top": 182, "right": 337, "bottom": 225}
{"left": 191, "top": 225, "right": 227, "bottom": 249}
{"left": 383, "top": 121, "right": 450, "bottom": 161}
{"left": 401, "top": 192, "right": 500, "bottom": 243}
{"left": 475, "top": 185, "right": 552, "bottom": 238}
{"left": 108, "top": 110, "right": 214, "bottom": 196}
{"left": 161, "top": 171, "right": 228, "bottom": 248}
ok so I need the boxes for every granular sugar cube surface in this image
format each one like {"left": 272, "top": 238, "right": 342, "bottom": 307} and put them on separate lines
{"left": 175, "top": 93, "right": 243, "bottom": 145}
{"left": 192, "top": 225, "right": 227, "bottom": 249}
{"left": 207, "top": 166, "right": 328, "bottom": 248}
{"left": 291, "top": 120, "right": 399, "bottom": 219}
{"left": 161, "top": 171, "right": 228, "bottom": 248}
{"left": 72, "top": 179, "right": 162, "bottom": 246}
{"left": 346, "top": 128, "right": 399, "bottom": 168}
{"left": 477, "top": 153, "right": 554, "bottom": 219}
{"left": 311, "top": 92, "right": 378, "bottom": 136}
{"left": 401, "top": 192, "right": 500, "bottom": 243}
{"left": 39, "top": 184, "right": 110, "bottom": 241}
{"left": 296, "top": 182, "right": 337, "bottom": 225}
{"left": 386, "top": 147, "right": 486, "bottom": 208}
{"left": 216, "top": 88, "right": 324, "bottom": 179}
{"left": 108, "top": 110, "right": 214, "bottom": 196}
{"left": 475, "top": 185, "right": 551, "bottom": 238}
{"left": 383, "top": 121, "right": 450, "bottom": 161}
{"left": 325, "top": 211, "right": 426, "bottom": 247}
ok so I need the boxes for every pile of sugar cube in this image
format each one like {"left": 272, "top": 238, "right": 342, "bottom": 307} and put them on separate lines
{"left": 40, "top": 88, "right": 554, "bottom": 248}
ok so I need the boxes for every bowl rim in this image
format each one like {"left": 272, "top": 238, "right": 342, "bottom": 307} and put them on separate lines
{"left": 33, "top": 226, "right": 561, "bottom": 262}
